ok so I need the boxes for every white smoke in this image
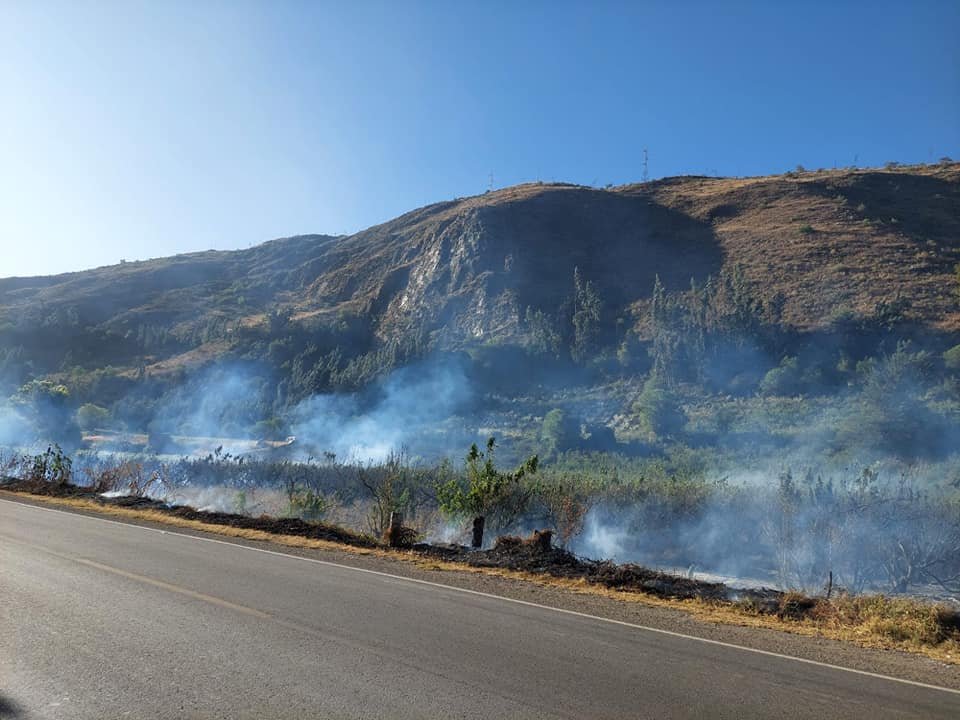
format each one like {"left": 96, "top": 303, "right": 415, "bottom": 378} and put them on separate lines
{"left": 290, "top": 358, "right": 472, "bottom": 462}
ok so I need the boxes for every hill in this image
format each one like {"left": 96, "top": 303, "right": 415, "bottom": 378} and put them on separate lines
{"left": 3, "top": 162, "right": 958, "bottom": 354}
{"left": 1, "top": 161, "right": 958, "bottom": 454}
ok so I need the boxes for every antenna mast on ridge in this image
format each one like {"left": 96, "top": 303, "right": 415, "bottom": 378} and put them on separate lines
{"left": 642, "top": 148, "right": 649, "bottom": 183}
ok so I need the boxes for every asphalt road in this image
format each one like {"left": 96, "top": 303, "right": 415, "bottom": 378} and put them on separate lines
{"left": 2, "top": 498, "right": 959, "bottom": 719}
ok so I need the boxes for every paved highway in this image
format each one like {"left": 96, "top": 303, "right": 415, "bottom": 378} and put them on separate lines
{"left": 1, "top": 497, "right": 959, "bottom": 719}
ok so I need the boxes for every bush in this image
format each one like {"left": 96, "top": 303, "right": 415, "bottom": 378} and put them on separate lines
{"left": 759, "top": 357, "right": 803, "bottom": 397}
{"left": 540, "top": 409, "right": 581, "bottom": 458}
{"left": 12, "top": 380, "right": 81, "bottom": 449}
{"left": 836, "top": 343, "right": 945, "bottom": 458}
{"left": 536, "top": 480, "right": 592, "bottom": 547}
{"left": 253, "top": 417, "right": 289, "bottom": 441}
{"left": 944, "top": 345, "right": 960, "bottom": 371}
{"left": 75, "top": 403, "right": 110, "bottom": 431}
{"left": 360, "top": 450, "right": 413, "bottom": 537}
{"left": 27, "top": 445, "right": 72, "bottom": 486}
{"left": 633, "top": 373, "right": 686, "bottom": 437}
{"left": 288, "top": 489, "right": 329, "bottom": 521}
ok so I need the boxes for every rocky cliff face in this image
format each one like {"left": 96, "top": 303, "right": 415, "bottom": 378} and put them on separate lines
{"left": 302, "top": 182, "right": 723, "bottom": 344}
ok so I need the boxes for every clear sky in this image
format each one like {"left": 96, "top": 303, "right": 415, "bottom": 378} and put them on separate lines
{"left": 1, "top": 0, "right": 957, "bottom": 278}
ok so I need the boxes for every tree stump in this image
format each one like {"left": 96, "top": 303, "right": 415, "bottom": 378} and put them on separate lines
{"left": 531, "top": 529, "right": 553, "bottom": 553}
{"left": 388, "top": 511, "right": 404, "bottom": 548}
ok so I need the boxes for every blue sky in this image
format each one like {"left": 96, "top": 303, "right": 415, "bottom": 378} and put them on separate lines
{"left": 1, "top": 0, "right": 957, "bottom": 277}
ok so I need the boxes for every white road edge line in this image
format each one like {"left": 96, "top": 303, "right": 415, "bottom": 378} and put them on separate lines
{"left": 2, "top": 496, "right": 959, "bottom": 697}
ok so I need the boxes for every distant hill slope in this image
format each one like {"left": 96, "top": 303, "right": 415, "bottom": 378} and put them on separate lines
{"left": 2, "top": 162, "right": 958, "bottom": 376}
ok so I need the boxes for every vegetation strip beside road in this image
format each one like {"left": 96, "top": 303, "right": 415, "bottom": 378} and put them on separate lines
{"left": 3, "top": 485, "right": 959, "bottom": 666}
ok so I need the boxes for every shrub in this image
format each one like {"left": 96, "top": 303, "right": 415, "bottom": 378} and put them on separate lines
{"left": 837, "top": 343, "right": 944, "bottom": 458}
{"left": 27, "top": 445, "right": 72, "bottom": 486}
{"left": 540, "top": 409, "right": 581, "bottom": 458}
{"left": 759, "top": 357, "right": 803, "bottom": 397}
{"left": 253, "top": 417, "right": 289, "bottom": 440}
{"left": 288, "top": 489, "right": 329, "bottom": 521}
{"left": 75, "top": 403, "right": 110, "bottom": 431}
{"left": 944, "top": 345, "right": 960, "bottom": 371}
{"left": 360, "top": 450, "right": 413, "bottom": 537}
{"left": 12, "top": 380, "right": 81, "bottom": 449}
{"left": 537, "top": 480, "right": 592, "bottom": 547}
{"left": 633, "top": 373, "right": 686, "bottom": 437}
{"left": 146, "top": 430, "right": 176, "bottom": 454}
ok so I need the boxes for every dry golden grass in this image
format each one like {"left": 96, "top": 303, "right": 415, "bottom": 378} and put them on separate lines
{"left": 7, "top": 489, "right": 959, "bottom": 664}
{"left": 635, "top": 162, "right": 960, "bottom": 332}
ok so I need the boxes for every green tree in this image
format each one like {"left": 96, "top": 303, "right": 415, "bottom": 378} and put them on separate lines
{"left": 540, "top": 408, "right": 581, "bottom": 458}
{"left": 633, "top": 372, "right": 686, "bottom": 438}
{"left": 75, "top": 403, "right": 111, "bottom": 431}
{"left": 944, "top": 344, "right": 960, "bottom": 371}
{"left": 253, "top": 417, "right": 289, "bottom": 440}
{"left": 839, "top": 342, "right": 941, "bottom": 457}
{"left": 287, "top": 489, "right": 329, "bottom": 521}
{"left": 648, "top": 274, "right": 683, "bottom": 378}
{"left": 436, "top": 438, "right": 538, "bottom": 548}
{"left": 758, "top": 357, "right": 803, "bottom": 397}
{"left": 524, "top": 306, "right": 561, "bottom": 357}
{"left": 360, "top": 451, "right": 413, "bottom": 538}
{"left": 571, "top": 267, "right": 602, "bottom": 363}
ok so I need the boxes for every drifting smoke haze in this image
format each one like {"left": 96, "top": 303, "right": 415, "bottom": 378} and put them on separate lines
{"left": 289, "top": 357, "right": 473, "bottom": 462}
{"left": 148, "top": 364, "right": 271, "bottom": 448}
{"left": 0, "top": 405, "right": 24, "bottom": 448}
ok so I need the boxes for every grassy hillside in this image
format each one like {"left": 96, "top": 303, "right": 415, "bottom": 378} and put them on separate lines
{"left": 640, "top": 163, "right": 960, "bottom": 331}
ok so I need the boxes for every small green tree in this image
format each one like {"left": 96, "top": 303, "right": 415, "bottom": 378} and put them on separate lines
{"left": 27, "top": 445, "right": 73, "bottom": 487}
{"left": 360, "top": 450, "right": 413, "bottom": 538}
{"left": 524, "top": 306, "right": 561, "bottom": 357}
{"left": 436, "top": 437, "right": 538, "bottom": 548}
{"left": 146, "top": 420, "right": 175, "bottom": 454}
{"left": 288, "top": 489, "right": 329, "bottom": 521}
{"left": 837, "top": 341, "right": 941, "bottom": 457}
{"left": 571, "top": 267, "right": 602, "bottom": 363}
{"left": 253, "top": 417, "right": 289, "bottom": 440}
{"left": 758, "top": 356, "right": 803, "bottom": 397}
{"left": 540, "top": 409, "right": 581, "bottom": 458}
{"left": 633, "top": 372, "right": 686, "bottom": 438}
{"left": 75, "top": 403, "right": 110, "bottom": 431}
{"left": 944, "top": 344, "right": 960, "bottom": 371}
